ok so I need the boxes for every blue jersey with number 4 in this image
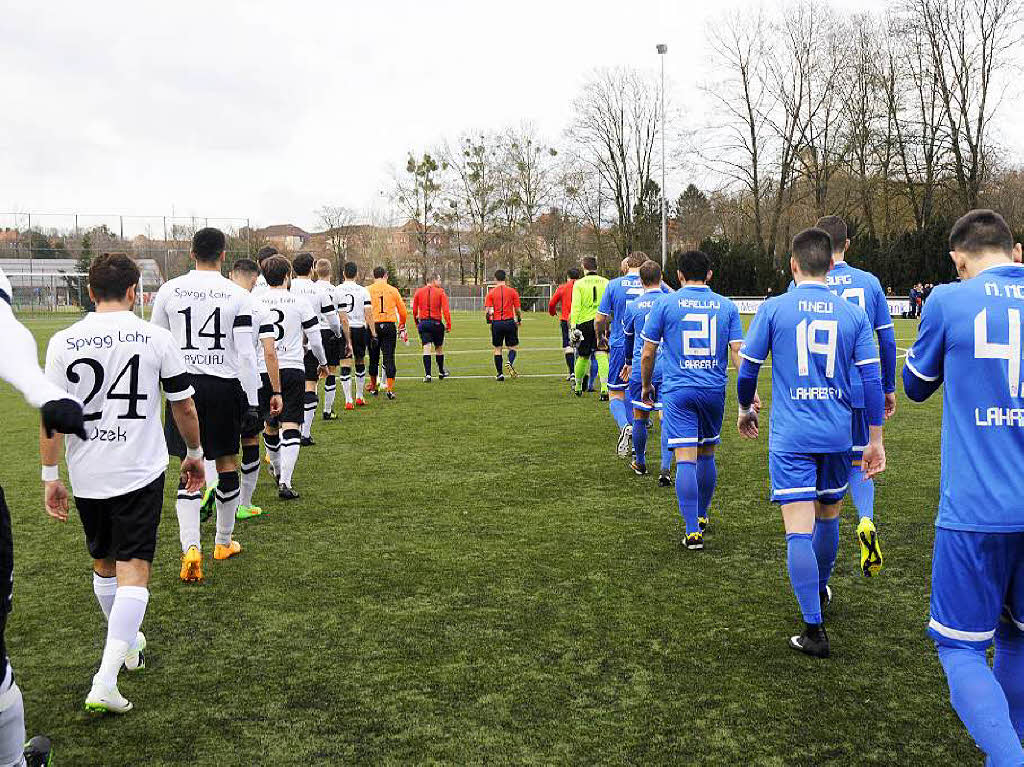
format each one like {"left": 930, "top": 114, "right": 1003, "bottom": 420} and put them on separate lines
{"left": 598, "top": 273, "right": 644, "bottom": 348}
{"left": 905, "top": 263, "right": 1024, "bottom": 532}
{"left": 622, "top": 289, "right": 667, "bottom": 370}
{"left": 641, "top": 285, "right": 743, "bottom": 392}
{"left": 742, "top": 282, "right": 878, "bottom": 453}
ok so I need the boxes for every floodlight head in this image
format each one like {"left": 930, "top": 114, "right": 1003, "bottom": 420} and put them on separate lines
{"left": 656, "top": 44, "right": 668, "bottom": 54}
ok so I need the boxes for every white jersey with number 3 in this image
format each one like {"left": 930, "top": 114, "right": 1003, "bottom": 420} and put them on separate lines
{"left": 253, "top": 289, "right": 319, "bottom": 372}
{"left": 334, "top": 282, "right": 371, "bottom": 328}
{"left": 150, "top": 270, "right": 255, "bottom": 379}
{"left": 44, "top": 311, "right": 194, "bottom": 499}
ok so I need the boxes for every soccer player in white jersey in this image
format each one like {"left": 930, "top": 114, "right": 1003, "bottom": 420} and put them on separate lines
{"left": 737, "top": 227, "right": 886, "bottom": 658}
{"left": 334, "top": 261, "right": 376, "bottom": 408}
{"left": 0, "top": 265, "right": 85, "bottom": 765}
{"left": 904, "top": 210, "right": 1024, "bottom": 765}
{"left": 228, "top": 259, "right": 282, "bottom": 519}
{"left": 254, "top": 256, "right": 328, "bottom": 499}
{"left": 150, "top": 227, "right": 263, "bottom": 581}
{"left": 314, "top": 258, "right": 352, "bottom": 420}
{"left": 290, "top": 253, "right": 347, "bottom": 445}
{"left": 40, "top": 254, "right": 204, "bottom": 715}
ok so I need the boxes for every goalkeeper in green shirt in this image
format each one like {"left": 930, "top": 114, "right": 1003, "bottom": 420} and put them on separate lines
{"left": 569, "top": 256, "right": 610, "bottom": 398}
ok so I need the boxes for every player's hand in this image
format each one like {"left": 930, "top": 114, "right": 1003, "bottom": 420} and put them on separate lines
{"left": 318, "top": 365, "right": 329, "bottom": 379}
{"left": 641, "top": 385, "right": 655, "bottom": 407}
{"left": 41, "top": 398, "right": 87, "bottom": 440}
{"left": 737, "top": 411, "right": 759, "bottom": 439}
{"left": 240, "top": 406, "right": 262, "bottom": 437}
{"left": 269, "top": 394, "right": 283, "bottom": 417}
{"left": 751, "top": 391, "right": 762, "bottom": 413}
{"left": 180, "top": 457, "right": 205, "bottom": 493}
{"left": 43, "top": 480, "right": 69, "bottom": 522}
{"left": 884, "top": 392, "right": 897, "bottom": 420}
{"left": 569, "top": 328, "right": 584, "bottom": 347}
{"left": 621, "top": 365, "right": 632, "bottom": 382}
{"left": 862, "top": 440, "right": 886, "bottom": 478}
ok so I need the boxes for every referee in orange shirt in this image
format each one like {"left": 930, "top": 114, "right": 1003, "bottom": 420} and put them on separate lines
{"left": 367, "top": 266, "right": 408, "bottom": 399}
{"left": 484, "top": 269, "right": 521, "bottom": 381}
{"left": 549, "top": 267, "right": 580, "bottom": 381}
{"left": 412, "top": 274, "right": 452, "bottom": 382}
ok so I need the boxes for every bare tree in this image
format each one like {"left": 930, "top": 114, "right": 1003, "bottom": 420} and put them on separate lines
{"left": 444, "top": 134, "right": 502, "bottom": 283}
{"left": 315, "top": 205, "right": 358, "bottom": 271}
{"left": 394, "top": 152, "right": 445, "bottom": 283}
{"left": 569, "top": 67, "right": 661, "bottom": 256}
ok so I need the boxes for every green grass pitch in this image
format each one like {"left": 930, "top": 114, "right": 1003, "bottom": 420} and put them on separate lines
{"left": 0, "top": 311, "right": 977, "bottom": 765}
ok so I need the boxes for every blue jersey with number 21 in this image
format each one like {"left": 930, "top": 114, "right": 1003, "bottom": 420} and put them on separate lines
{"left": 741, "top": 282, "right": 878, "bottom": 454}
{"left": 641, "top": 285, "right": 743, "bottom": 392}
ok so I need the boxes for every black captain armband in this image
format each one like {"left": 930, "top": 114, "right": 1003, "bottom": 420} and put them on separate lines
{"left": 232, "top": 315, "right": 253, "bottom": 329}
{"left": 161, "top": 373, "right": 192, "bottom": 395}
{"left": 301, "top": 317, "right": 319, "bottom": 330}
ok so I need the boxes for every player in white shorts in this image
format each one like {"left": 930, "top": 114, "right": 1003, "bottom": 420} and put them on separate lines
{"left": 150, "top": 227, "right": 263, "bottom": 582}
{"left": 0, "top": 265, "right": 86, "bottom": 766}
{"left": 334, "top": 261, "right": 376, "bottom": 408}
{"left": 40, "top": 254, "right": 204, "bottom": 716}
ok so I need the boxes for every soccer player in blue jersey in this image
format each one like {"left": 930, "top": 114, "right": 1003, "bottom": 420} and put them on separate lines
{"left": 813, "top": 216, "right": 897, "bottom": 576}
{"left": 596, "top": 253, "right": 647, "bottom": 456}
{"left": 737, "top": 227, "right": 886, "bottom": 658}
{"left": 903, "top": 209, "right": 1024, "bottom": 765}
{"left": 639, "top": 250, "right": 748, "bottom": 548}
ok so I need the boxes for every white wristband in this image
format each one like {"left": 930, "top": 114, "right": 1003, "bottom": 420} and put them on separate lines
{"left": 185, "top": 446, "right": 203, "bottom": 460}
{"left": 41, "top": 465, "right": 59, "bottom": 482}
{"left": 738, "top": 404, "right": 754, "bottom": 417}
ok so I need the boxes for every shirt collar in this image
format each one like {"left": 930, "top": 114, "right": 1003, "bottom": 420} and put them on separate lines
{"left": 683, "top": 284, "right": 710, "bottom": 291}
{"left": 977, "top": 261, "right": 1024, "bottom": 277}
{"left": 795, "top": 281, "right": 831, "bottom": 290}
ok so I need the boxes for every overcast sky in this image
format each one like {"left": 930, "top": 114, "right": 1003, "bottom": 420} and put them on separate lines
{"left": 3, "top": 0, "right": 1020, "bottom": 234}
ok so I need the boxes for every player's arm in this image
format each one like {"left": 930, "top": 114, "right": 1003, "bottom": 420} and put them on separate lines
{"left": 853, "top": 314, "right": 886, "bottom": 476}
{"left": 365, "top": 297, "right": 377, "bottom": 338}
{"left": 569, "top": 282, "right": 581, "bottom": 326}
{"left": 149, "top": 286, "right": 170, "bottom": 329}
{"left": 231, "top": 308, "right": 260, "bottom": 408}
{"left": 903, "top": 291, "right": 945, "bottom": 402}
{"left": 395, "top": 289, "right": 408, "bottom": 329}
{"left": 257, "top": 317, "right": 283, "bottom": 416}
{"left": 638, "top": 302, "right": 664, "bottom": 404}
{"left": 302, "top": 314, "right": 328, "bottom": 369}
{"left": 513, "top": 290, "right": 522, "bottom": 325}
{"left": 736, "top": 306, "right": 771, "bottom": 438}
{"left": 595, "top": 282, "right": 613, "bottom": 337}
{"left": 484, "top": 290, "right": 493, "bottom": 323}
{"left": 321, "top": 296, "right": 343, "bottom": 338}
{"left": 622, "top": 308, "right": 635, "bottom": 381}
{"left": 548, "top": 285, "right": 561, "bottom": 316}
{"left": 412, "top": 289, "right": 422, "bottom": 325}
{"left": 442, "top": 291, "right": 452, "bottom": 331}
{"left": 157, "top": 338, "right": 205, "bottom": 490}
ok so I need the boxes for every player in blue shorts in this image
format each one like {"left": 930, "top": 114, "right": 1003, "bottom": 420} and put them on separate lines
{"left": 596, "top": 253, "right": 646, "bottom": 456}
{"left": 903, "top": 209, "right": 1024, "bottom": 765}
{"left": 737, "top": 227, "right": 885, "bottom": 659}
{"left": 639, "top": 250, "right": 747, "bottom": 548}
{"left": 796, "top": 216, "right": 898, "bottom": 576}
{"left": 621, "top": 261, "right": 670, "bottom": 477}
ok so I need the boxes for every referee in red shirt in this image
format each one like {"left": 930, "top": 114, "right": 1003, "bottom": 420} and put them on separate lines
{"left": 484, "top": 269, "right": 521, "bottom": 381}
{"left": 549, "top": 267, "right": 580, "bottom": 380}
{"left": 412, "top": 275, "right": 452, "bottom": 382}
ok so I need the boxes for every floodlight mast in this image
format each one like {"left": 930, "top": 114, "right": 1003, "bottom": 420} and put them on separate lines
{"left": 656, "top": 44, "right": 668, "bottom": 269}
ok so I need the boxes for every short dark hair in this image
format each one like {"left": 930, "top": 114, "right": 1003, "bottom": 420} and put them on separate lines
{"left": 255, "top": 245, "right": 279, "bottom": 264}
{"left": 89, "top": 253, "right": 140, "bottom": 302}
{"left": 567, "top": 267, "right": 582, "bottom": 280}
{"left": 343, "top": 261, "right": 358, "bottom": 279}
{"left": 625, "top": 252, "right": 648, "bottom": 269}
{"left": 582, "top": 256, "right": 598, "bottom": 272}
{"left": 815, "top": 216, "right": 848, "bottom": 254}
{"left": 231, "top": 258, "right": 259, "bottom": 275}
{"left": 494, "top": 269, "right": 507, "bottom": 282}
{"left": 675, "top": 250, "right": 711, "bottom": 282}
{"left": 192, "top": 227, "right": 226, "bottom": 263}
{"left": 949, "top": 209, "right": 1014, "bottom": 256}
{"left": 639, "top": 260, "right": 662, "bottom": 286}
{"left": 262, "top": 255, "right": 292, "bottom": 287}
{"left": 791, "top": 227, "right": 834, "bottom": 276}
{"left": 292, "top": 253, "right": 314, "bottom": 276}
{"left": 372, "top": 266, "right": 386, "bottom": 279}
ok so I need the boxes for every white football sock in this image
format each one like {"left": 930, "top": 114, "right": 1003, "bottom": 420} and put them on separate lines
{"left": 93, "top": 572, "right": 117, "bottom": 621}
{"left": 203, "top": 460, "right": 218, "bottom": 487}
{"left": 175, "top": 486, "right": 202, "bottom": 552}
{"left": 301, "top": 394, "right": 315, "bottom": 438}
{"left": 239, "top": 453, "right": 260, "bottom": 508}
{"left": 279, "top": 430, "right": 301, "bottom": 487}
{"left": 355, "top": 370, "right": 366, "bottom": 400}
{"left": 214, "top": 472, "right": 240, "bottom": 547}
{"left": 95, "top": 586, "right": 148, "bottom": 688}
{"left": 324, "top": 379, "right": 337, "bottom": 414}
{"left": 0, "top": 668, "right": 25, "bottom": 767}
{"left": 341, "top": 372, "right": 353, "bottom": 405}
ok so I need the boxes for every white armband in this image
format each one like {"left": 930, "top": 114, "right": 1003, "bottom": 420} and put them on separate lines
{"left": 738, "top": 404, "right": 754, "bottom": 418}
{"left": 41, "top": 465, "right": 59, "bottom": 482}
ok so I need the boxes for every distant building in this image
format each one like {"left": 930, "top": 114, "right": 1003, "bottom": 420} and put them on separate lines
{"left": 252, "top": 224, "right": 311, "bottom": 253}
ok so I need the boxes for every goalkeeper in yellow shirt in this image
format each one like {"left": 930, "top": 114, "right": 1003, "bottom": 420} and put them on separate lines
{"left": 569, "top": 256, "right": 610, "bottom": 398}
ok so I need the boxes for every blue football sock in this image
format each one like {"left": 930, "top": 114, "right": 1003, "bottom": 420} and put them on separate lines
{"left": 937, "top": 644, "right": 1024, "bottom": 765}
{"left": 589, "top": 356, "right": 599, "bottom": 391}
{"left": 632, "top": 418, "right": 648, "bottom": 466}
{"left": 994, "top": 624, "right": 1024, "bottom": 739}
{"left": 676, "top": 461, "right": 699, "bottom": 535}
{"left": 786, "top": 533, "right": 822, "bottom": 625}
{"left": 848, "top": 466, "right": 875, "bottom": 520}
{"left": 696, "top": 454, "right": 717, "bottom": 518}
{"left": 609, "top": 398, "right": 630, "bottom": 429}
{"left": 508, "top": 349, "right": 517, "bottom": 367}
{"left": 660, "top": 426, "right": 672, "bottom": 473}
{"left": 812, "top": 517, "right": 840, "bottom": 592}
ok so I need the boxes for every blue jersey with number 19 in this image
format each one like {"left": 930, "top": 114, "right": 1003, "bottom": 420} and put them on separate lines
{"left": 641, "top": 285, "right": 743, "bottom": 392}
{"left": 905, "top": 263, "right": 1024, "bottom": 532}
{"left": 741, "top": 282, "right": 878, "bottom": 453}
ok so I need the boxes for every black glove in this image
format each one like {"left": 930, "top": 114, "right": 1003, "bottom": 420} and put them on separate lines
{"left": 41, "top": 398, "right": 87, "bottom": 440}
{"left": 240, "top": 406, "right": 262, "bottom": 438}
